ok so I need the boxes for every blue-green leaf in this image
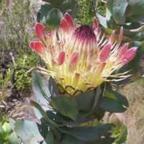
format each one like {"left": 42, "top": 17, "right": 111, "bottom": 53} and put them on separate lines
{"left": 14, "top": 120, "right": 42, "bottom": 144}
{"left": 60, "top": 124, "right": 114, "bottom": 142}
{"left": 100, "top": 90, "right": 129, "bottom": 113}
{"left": 51, "top": 96, "right": 78, "bottom": 120}
{"left": 107, "top": 0, "right": 128, "bottom": 24}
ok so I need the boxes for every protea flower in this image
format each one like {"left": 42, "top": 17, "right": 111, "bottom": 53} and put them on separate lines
{"left": 29, "top": 13, "right": 137, "bottom": 95}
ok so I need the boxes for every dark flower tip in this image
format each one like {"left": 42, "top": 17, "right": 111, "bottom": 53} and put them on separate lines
{"left": 74, "top": 25, "right": 96, "bottom": 41}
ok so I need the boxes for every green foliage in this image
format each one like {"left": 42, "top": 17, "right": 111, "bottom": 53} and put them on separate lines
{"left": 32, "top": 71, "right": 51, "bottom": 101}
{"left": 14, "top": 53, "right": 39, "bottom": 92}
{"left": 98, "top": 0, "right": 144, "bottom": 28}
{"left": 61, "top": 124, "right": 114, "bottom": 142}
{"left": 30, "top": 71, "right": 128, "bottom": 144}
{"left": 75, "top": 90, "right": 96, "bottom": 112}
{"left": 37, "top": 0, "right": 77, "bottom": 28}
{"left": 77, "top": 0, "right": 95, "bottom": 24}
{"left": 112, "top": 125, "right": 127, "bottom": 144}
{"left": 0, "top": 0, "right": 38, "bottom": 96}
{"left": 37, "top": 0, "right": 100, "bottom": 27}
{"left": 107, "top": 0, "right": 128, "bottom": 25}
{"left": 100, "top": 89, "right": 129, "bottom": 113}
{"left": 37, "top": 4, "right": 63, "bottom": 28}
{"left": 0, "top": 0, "right": 43, "bottom": 108}
{"left": 0, "top": 118, "right": 42, "bottom": 144}
{"left": 14, "top": 120, "right": 42, "bottom": 144}
{"left": 51, "top": 96, "right": 78, "bottom": 120}
{"left": 43, "top": 0, "right": 77, "bottom": 13}
{"left": 0, "top": 119, "right": 20, "bottom": 144}
{"left": 126, "top": 0, "right": 144, "bottom": 22}
{"left": 0, "top": 53, "right": 39, "bottom": 97}
{"left": 0, "top": 68, "right": 11, "bottom": 101}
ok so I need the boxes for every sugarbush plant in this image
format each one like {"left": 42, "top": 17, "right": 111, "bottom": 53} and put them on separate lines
{"left": 28, "top": 2, "right": 137, "bottom": 142}
{"left": 1, "top": 0, "right": 144, "bottom": 144}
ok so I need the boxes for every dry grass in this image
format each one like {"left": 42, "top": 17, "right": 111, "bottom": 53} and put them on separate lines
{"left": 119, "top": 79, "right": 144, "bottom": 144}
{"left": 0, "top": 0, "right": 38, "bottom": 57}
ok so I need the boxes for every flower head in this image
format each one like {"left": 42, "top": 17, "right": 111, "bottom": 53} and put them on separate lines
{"left": 30, "top": 13, "right": 137, "bottom": 95}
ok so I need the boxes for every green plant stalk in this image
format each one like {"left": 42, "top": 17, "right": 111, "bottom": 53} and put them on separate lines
{"left": 77, "top": 0, "right": 95, "bottom": 24}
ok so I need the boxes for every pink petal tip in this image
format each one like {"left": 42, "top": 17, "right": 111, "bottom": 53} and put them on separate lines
{"left": 29, "top": 40, "right": 44, "bottom": 53}
{"left": 70, "top": 52, "right": 79, "bottom": 65}
{"left": 57, "top": 51, "right": 65, "bottom": 65}
{"left": 60, "top": 13, "right": 74, "bottom": 32}
{"left": 35, "top": 23, "right": 45, "bottom": 38}
{"left": 120, "top": 47, "right": 138, "bottom": 64}
{"left": 99, "top": 44, "right": 111, "bottom": 63}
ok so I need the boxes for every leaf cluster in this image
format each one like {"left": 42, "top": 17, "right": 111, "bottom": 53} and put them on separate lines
{"left": 37, "top": 0, "right": 78, "bottom": 28}
{"left": 30, "top": 72, "right": 129, "bottom": 144}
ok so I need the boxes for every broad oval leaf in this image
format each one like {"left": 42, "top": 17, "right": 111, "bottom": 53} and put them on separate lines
{"left": 127, "top": 0, "right": 144, "bottom": 20}
{"left": 107, "top": 0, "right": 128, "bottom": 24}
{"left": 32, "top": 71, "right": 51, "bottom": 102}
{"left": 14, "top": 120, "right": 43, "bottom": 144}
{"left": 61, "top": 135, "right": 84, "bottom": 144}
{"left": 51, "top": 96, "right": 79, "bottom": 120}
{"left": 44, "top": 130, "right": 54, "bottom": 144}
{"left": 37, "top": 4, "right": 53, "bottom": 23}
{"left": 75, "top": 90, "right": 95, "bottom": 112}
{"left": 100, "top": 90, "right": 129, "bottom": 113}
{"left": 48, "top": 77, "right": 59, "bottom": 97}
{"left": 46, "top": 8, "right": 63, "bottom": 27}
{"left": 60, "top": 124, "right": 114, "bottom": 142}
